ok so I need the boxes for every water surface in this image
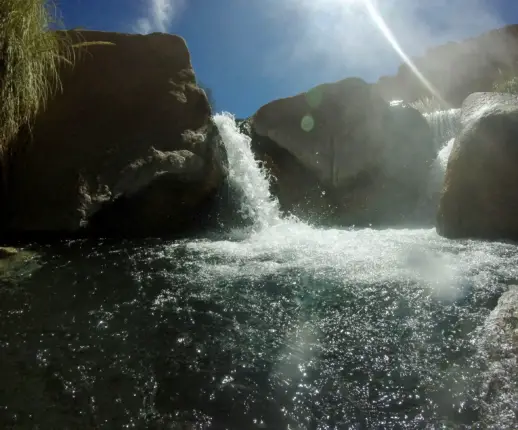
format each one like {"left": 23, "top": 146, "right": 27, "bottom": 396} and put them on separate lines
{"left": 1, "top": 225, "right": 517, "bottom": 428}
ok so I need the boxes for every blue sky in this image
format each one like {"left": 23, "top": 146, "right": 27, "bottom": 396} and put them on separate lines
{"left": 58, "top": 0, "right": 518, "bottom": 118}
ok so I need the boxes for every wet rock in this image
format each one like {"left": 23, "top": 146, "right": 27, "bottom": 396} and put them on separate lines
{"left": 0, "top": 247, "right": 39, "bottom": 283}
{"left": 0, "top": 247, "right": 18, "bottom": 259}
{"left": 437, "top": 92, "right": 518, "bottom": 240}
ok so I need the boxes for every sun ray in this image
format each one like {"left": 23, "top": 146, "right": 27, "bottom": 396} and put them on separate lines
{"left": 361, "top": 0, "right": 450, "bottom": 107}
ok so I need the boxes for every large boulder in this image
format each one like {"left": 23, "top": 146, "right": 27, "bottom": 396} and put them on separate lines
{"left": 4, "top": 31, "right": 227, "bottom": 238}
{"left": 249, "top": 78, "right": 435, "bottom": 226}
{"left": 437, "top": 92, "right": 518, "bottom": 240}
{"left": 254, "top": 78, "right": 388, "bottom": 189}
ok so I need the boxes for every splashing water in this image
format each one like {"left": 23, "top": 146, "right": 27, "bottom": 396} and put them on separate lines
{"left": 214, "top": 112, "right": 282, "bottom": 231}
{"left": 1, "top": 112, "right": 517, "bottom": 429}
{"left": 424, "top": 108, "right": 461, "bottom": 152}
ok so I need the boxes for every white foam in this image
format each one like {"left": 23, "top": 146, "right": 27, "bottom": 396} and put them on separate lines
{"left": 214, "top": 112, "right": 282, "bottom": 231}
{"left": 162, "top": 223, "right": 518, "bottom": 304}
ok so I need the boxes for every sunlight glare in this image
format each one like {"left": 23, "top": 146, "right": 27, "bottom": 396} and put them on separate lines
{"left": 361, "top": 0, "right": 449, "bottom": 106}
{"left": 304, "top": 0, "right": 449, "bottom": 107}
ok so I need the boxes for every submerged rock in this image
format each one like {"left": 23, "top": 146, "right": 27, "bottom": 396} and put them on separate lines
{"left": 437, "top": 92, "right": 518, "bottom": 240}
{"left": 249, "top": 78, "right": 434, "bottom": 226}
{"left": 4, "top": 31, "right": 227, "bottom": 239}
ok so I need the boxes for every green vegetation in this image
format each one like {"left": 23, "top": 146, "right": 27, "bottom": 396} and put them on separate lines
{"left": 492, "top": 75, "right": 518, "bottom": 94}
{"left": 0, "top": 0, "right": 112, "bottom": 195}
{"left": 1, "top": 0, "right": 64, "bottom": 154}
{"left": 0, "top": 1, "right": 112, "bottom": 153}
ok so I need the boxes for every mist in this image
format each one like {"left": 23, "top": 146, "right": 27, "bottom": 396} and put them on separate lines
{"left": 260, "top": 0, "right": 508, "bottom": 82}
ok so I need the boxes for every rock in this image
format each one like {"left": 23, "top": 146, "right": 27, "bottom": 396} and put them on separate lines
{"left": 0, "top": 247, "right": 18, "bottom": 259}
{"left": 112, "top": 148, "right": 205, "bottom": 198}
{"left": 0, "top": 247, "right": 39, "bottom": 283}
{"left": 4, "top": 31, "right": 227, "bottom": 238}
{"left": 254, "top": 78, "right": 388, "bottom": 189}
{"left": 477, "top": 286, "right": 518, "bottom": 428}
{"left": 250, "top": 78, "right": 434, "bottom": 226}
{"left": 375, "top": 24, "right": 518, "bottom": 106}
{"left": 437, "top": 92, "right": 518, "bottom": 240}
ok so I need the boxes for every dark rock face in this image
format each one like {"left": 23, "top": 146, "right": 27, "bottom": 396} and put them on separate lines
{"left": 437, "top": 92, "right": 518, "bottom": 240}
{"left": 4, "top": 31, "right": 227, "bottom": 239}
{"left": 375, "top": 25, "right": 518, "bottom": 106}
{"left": 248, "top": 78, "right": 435, "bottom": 226}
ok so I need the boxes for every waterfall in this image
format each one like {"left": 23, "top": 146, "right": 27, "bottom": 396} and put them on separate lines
{"left": 214, "top": 112, "right": 282, "bottom": 231}
{"left": 424, "top": 108, "right": 461, "bottom": 152}
{"left": 424, "top": 108, "right": 461, "bottom": 195}
{"left": 212, "top": 109, "right": 462, "bottom": 229}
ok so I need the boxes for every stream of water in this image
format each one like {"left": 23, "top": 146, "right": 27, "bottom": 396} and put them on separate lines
{"left": 0, "top": 111, "right": 516, "bottom": 429}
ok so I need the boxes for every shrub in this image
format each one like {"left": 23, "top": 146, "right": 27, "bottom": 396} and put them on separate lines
{"left": 493, "top": 75, "right": 518, "bottom": 94}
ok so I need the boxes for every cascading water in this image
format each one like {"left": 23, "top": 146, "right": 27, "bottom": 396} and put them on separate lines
{"left": 424, "top": 108, "right": 461, "bottom": 195}
{"left": 213, "top": 112, "right": 282, "bottom": 231}
{"left": 424, "top": 108, "right": 462, "bottom": 152}
{"left": 1, "top": 113, "right": 517, "bottom": 429}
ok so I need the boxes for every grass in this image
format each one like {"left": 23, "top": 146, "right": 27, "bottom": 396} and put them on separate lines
{"left": 1, "top": 0, "right": 64, "bottom": 153}
{"left": 0, "top": 0, "right": 113, "bottom": 198}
